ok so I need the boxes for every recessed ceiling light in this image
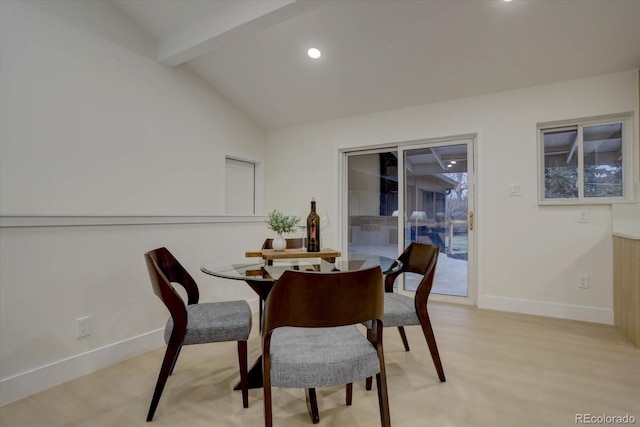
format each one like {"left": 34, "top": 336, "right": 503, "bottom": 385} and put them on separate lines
{"left": 307, "top": 48, "right": 321, "bottom": 59}
{"left": 451, "top": 161, "right": 457, "bottom": 164}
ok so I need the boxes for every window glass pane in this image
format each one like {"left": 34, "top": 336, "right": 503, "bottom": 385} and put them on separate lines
{"left": 583, "top": 123, "right": 623, "bottom": 198}
{"left": 543, "top": 129, "right": 578, "bottom": 199}
{"left": 347, "top": 151, "right": 399, "bottom": 258}
{"left": 405, "top": 144, "right": 469, "bottom": 297}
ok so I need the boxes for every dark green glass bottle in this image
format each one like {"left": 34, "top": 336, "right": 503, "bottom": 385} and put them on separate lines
{"left": 306, "top": 197, "right": 320, "bottom": 252}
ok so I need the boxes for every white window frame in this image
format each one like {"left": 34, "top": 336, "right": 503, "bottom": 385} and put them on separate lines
{"left": 537, "top": 113, "right": 635, "bottom": 205}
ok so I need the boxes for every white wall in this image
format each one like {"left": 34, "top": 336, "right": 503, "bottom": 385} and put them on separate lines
{"left": 265, "top": 69, "right": 639, "bottom": 325}
{"left": 0, "top": 220, "right": 267, "bottom": 405}
{"left": 0, "top": 1, "right": 268, "bottom": 405}
{"left": 0, "top": 0, "right": 265, "bottom": 216}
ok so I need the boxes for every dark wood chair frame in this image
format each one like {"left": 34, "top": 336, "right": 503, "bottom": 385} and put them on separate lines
{"left": 144, "top": 247, "right": 249, "bottom": 421}
{"left": 262, "top": 266, "right": 391, "bottom": 427}
{"left": 366, "top": 243, "right": 445, "bottom": 390}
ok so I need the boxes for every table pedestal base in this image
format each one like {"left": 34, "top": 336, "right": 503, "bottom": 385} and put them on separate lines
{"left": 234, "top": 356, "right": 263, "bottom": 390}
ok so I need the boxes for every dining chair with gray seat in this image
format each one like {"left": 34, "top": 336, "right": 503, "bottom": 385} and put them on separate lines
{"left": 144, "top": 247, "right": 252, "bottom": 421}
{"left": 262, "top": 266, "right": 391, "bottom": 427}
{"left": 365, "top": 243, "right": 445, "bottom": 390}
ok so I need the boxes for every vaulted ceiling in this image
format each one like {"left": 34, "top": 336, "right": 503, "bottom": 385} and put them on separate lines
{"left": 113, "top": 0, "right": 640, "bottom": 130}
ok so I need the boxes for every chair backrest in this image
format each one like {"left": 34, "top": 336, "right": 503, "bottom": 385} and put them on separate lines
{"left": 262, "top": 238, "right": 304, "bottom": 249}
{"left": 146, "top": 247, "right": 199, "bottom": 305}
{"left": 385, "top": 243, "right": 439, "bottom": 299}
{"left": 262, "top": 266, "right": 384, "bottom": 336}
{"left": 144, "top": 248, "right": 199, "bottom": 335}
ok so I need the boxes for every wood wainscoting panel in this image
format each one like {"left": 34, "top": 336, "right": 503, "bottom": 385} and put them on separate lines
{"left": 613, "top": 235, "right": 640, "bottom": 347}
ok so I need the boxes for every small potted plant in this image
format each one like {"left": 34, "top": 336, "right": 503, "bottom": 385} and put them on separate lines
{"left": 266, "top": 210, "right": 300, "bottom": 251}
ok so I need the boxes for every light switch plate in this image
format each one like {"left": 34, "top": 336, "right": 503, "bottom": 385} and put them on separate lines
{"left": 508, "top": 184, "right": 522, "bottom": 196}
{"left": 579, "top": 211, "right": 589, "bottom": 223}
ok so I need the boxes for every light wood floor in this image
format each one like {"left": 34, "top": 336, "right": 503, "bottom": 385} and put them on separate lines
{"left": 1, "top": 303, "right": 639, "bottom": 427}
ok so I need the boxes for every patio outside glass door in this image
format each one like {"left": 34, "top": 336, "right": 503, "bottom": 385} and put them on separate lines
{"left": 344, "top": 138, "right": 474, "bottom": 300}
{"left": 400, "top": 140, "right": 473, "bottom": 297}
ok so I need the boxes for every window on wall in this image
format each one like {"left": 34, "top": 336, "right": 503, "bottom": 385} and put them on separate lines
{"left": 225, "top": 158, "right": 255, "bottom": 214}
{"left": 538, "top": 114, "right": 634, "bottom": 204}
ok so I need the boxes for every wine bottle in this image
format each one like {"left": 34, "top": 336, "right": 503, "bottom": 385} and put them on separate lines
{"left": 306, "top": 197, "right": 321, "bottom": 252}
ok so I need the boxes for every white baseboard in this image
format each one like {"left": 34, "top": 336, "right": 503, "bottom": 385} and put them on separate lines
{"left": 0, "top": 329, "right": 165, "bottom": 407}
{"left": 478, "top": 295, "right": 613, "bottom": 325}
{"left": 0, "top": 298, "right": 260, "bottom": 407}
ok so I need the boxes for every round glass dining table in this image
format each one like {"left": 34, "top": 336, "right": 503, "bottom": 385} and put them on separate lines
{"left": 201, "top": 252, "right": 401, "bottom": 423}
{"left": 201, "top": 252, "right": 400, "bottom": 284}
{"left": 200, "top": 253, "right": 401, "bottom": 389}
{"left": 202, "top": 253, "right": 401, "bottom": 306}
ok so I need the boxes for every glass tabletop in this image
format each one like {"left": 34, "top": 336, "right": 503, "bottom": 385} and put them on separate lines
{"left": 201, "top": 253, "right": 401, "bottom": 282}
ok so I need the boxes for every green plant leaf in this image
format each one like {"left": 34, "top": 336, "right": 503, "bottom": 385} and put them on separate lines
{"left": 265, "top": 210, "right": 300, "bottom": 234}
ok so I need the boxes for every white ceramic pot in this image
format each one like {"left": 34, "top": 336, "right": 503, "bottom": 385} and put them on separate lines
{"left": 272, "top": 233, "right": 287, "bottom": 251}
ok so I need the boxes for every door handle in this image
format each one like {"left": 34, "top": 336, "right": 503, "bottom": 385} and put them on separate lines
{"left": 468, "top": 211, "right": 474, "bottom": 231}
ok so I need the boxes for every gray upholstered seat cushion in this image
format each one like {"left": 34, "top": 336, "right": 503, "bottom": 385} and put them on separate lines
{"left": 269, "top": 326, "right": 380, "bottom": 388}
{"left": 363, "top": 293, "right": 420, "bottom": 329}
{"left": 382, "top": 293, "right": 420, "bottom": 327}
{"left": 165, "top": 300, "right": 252, "bottom": 345}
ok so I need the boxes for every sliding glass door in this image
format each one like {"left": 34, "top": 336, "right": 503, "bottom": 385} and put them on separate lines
{"left": 400, "top": 141, "right": 473, "bottom": 297}
{"left": 344, "top": 137, "right": 475, "bottom": 300}
{"left": 345, "top": 150, "right": 399, "bottom": 259}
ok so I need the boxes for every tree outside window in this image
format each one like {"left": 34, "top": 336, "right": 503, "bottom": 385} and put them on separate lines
{"left": 539, "top": 116, "right": 630, "bottom": 204}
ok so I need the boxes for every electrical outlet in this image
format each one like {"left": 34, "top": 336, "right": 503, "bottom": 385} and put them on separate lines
{"left": 578, "top": 274, "right": 589, "bottom": 289}
{"left": 76, "top": 316, "right": 91, "bottom": 338}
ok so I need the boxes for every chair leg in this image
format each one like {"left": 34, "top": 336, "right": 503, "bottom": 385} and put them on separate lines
{"left": 365, "top": 328, "right": 373, "bottom": 390}
{"left": 397, "top": 326, "right": 410, "bottom": 351}
{"left": 375, "top": 372, "right": 391, "bottom": 427}
{"left": 168, "top": 345, "right": 182, "bottom": 376}
{"left": 420, "top": 313, "right": 446, "bottom": 382}
{"left": 238, "top": 341, "right": 249, "bottom": 408}
{"left": 346, "top": 383, "right": 353, "bottom": 406}
{"left": 147, "top": 342, "right": 182, "bottom": 421}
{"left": 263, "top": 368, "right": 273, "bottom": 427}
{"left": 305, "top": 388, "right": 320, "bottom": 424}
